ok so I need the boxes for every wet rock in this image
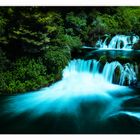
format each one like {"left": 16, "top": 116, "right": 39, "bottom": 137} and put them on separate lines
{"left": 99, "top": 55, "right": 107, "bottom": 65}
{"left": 113, "top": 66, "right": 121, "bottom": 84}
{"left": 133, "top": 40, "right": 140, "bottom": 50}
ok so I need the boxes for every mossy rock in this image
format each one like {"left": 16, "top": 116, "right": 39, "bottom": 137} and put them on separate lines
{"left": 113, "top": 66, "right": 121, "bottom": 84}
{"left": 116, "top": 56, "right": 131, "bottom": 64}
{"left": 123, "top": 76, "right": 129, "bottom": 86}
{"left": 133, "top": 40, "right": 140, "bottom": 50}
{"left": 120, "top": 41, "right": 124, "bottom": 49}
{"left": 106, "top": 36, "right": 112, "bottom": 46}
{"left": 99, "top": 55, "right": 107, "bottom": 65}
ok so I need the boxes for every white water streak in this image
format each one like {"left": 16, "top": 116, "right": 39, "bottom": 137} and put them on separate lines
{"left": 96, "top": 35, "right": 139, "bottom": 50}
{"left": 3, "top": 59, "right": 136, "bottom": 121}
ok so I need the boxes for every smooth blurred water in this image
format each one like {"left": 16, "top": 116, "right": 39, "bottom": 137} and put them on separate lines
{"left": 0, "top": 59, "right": 140, "bottom": 133}
{"left": 96, "top": 35, "right": 139, "bottom": 50}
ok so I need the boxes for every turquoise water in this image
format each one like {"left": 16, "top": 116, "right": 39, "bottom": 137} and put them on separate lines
{"left": 0, "top": 57, "right": 140, "bottom": 133}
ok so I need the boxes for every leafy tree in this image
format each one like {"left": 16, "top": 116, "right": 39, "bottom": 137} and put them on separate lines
{"left": 43, "top": 46, "right": 69, "bottom": 75}
{"left": 0, "top": 49, "right": 9, "bottom": 71}
{"left": 0, "top": 7, "right": 140, "bottom": 94}
{"left": 115, "top": 7, "right": 140, "bottom": 33}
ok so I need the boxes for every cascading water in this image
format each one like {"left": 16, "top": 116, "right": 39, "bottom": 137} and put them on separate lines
{"left": 1, "top": 59, "right": 140, "bottom": 133}
{"left": 64, "top": 59, "right": 137, "bottom": 86}
{"left": 96, "top": 35, "right": 139, "bottom": 50}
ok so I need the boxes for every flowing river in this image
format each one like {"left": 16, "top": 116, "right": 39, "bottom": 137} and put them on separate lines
{"left": 0, "top": 35, "right": 140, "bottom": 134}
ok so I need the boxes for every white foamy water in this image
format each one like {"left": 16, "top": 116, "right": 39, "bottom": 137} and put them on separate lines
{"left": 96, "top": 35, "right": 139, "bottom": 50}
{"left": 3, "top": 59, "right": 137, "bottom": 122}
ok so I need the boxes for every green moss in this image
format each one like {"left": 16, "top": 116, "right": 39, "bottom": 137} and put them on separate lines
{"left": 0, "top": 57, "right": 51, "bottom": 94}
{"left": 99, "top": 55, "right": 107, "bottom": 65}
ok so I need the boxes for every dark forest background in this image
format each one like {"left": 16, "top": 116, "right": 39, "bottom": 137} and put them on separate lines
{"left": 0, "top": 7, "right": 140, "bottom": 94}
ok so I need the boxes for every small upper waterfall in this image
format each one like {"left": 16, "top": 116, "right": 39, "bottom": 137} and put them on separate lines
{"left": 63, "top": 59, "right": 138, "bottom": 86}
{"left": 96, "top": 35, "right": 139, "bottom": 50}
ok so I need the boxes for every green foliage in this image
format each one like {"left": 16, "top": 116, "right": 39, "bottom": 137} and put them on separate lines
{"left": 0, "top": 57, "right": 50, "bottom": 94}
{"left": 93, "top": 14, "right": 119, "bottom": 34}
{"left": 13, "top": 58, "right": 47, "bottom": 80}
{"left": 66, "top": 12, "right": 87, "bottom": 28}
{"left": 0, "top": 49, "right": 9, "bottom": 71}
{"left": 0, "top": 16, "right": 6, "bottom": 35}
{"left": 115, "top": 7, "right": 140, "bottom": 33}
{"left": 0, "top": 7, "right": 140, "bottom": 94}
{"left": 43, "top": 46, "right": 69, "bottom": 75}
{"left": 57, "top": 34, "right": 82, "bottom": 50}
{"left": 1, "top": 7, "right": 140, "bottom": 51}
{"left": 0, "top": 11, "right": 7, "bottom": 44}
{"left": 99, "top": 55, "right": 107, "bottom": 64}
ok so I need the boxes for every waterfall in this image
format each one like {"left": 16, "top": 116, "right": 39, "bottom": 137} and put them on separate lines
{"left": 96, "top": 35, "right": 139, "bottom": 50}
{"left": 102, "top": 61, "right": 122, "bottom": 83}
{"left": 63, "top": 59, "right": 137, "bottom": 86}
{"left": 63, "top": 59, "right": 100, "bottom": 78}
{"left": 2, "top": 58, "right": 136, "bottom": 128}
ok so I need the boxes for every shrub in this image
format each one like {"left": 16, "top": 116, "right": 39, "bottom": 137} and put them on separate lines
{"left": 0, "top": 57, "right": 50, "bottom": 94}
{"left": 43, "top": 47, "right": 69, "bottom": 75}
{"left": 92, "top": 14, "right": 119, "bottom": 35}
{"left": 57, "top": 34, "right": 82, "bottom": 51}
{"left": 0, "top": 49, "right": 9, "bottom": 71}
